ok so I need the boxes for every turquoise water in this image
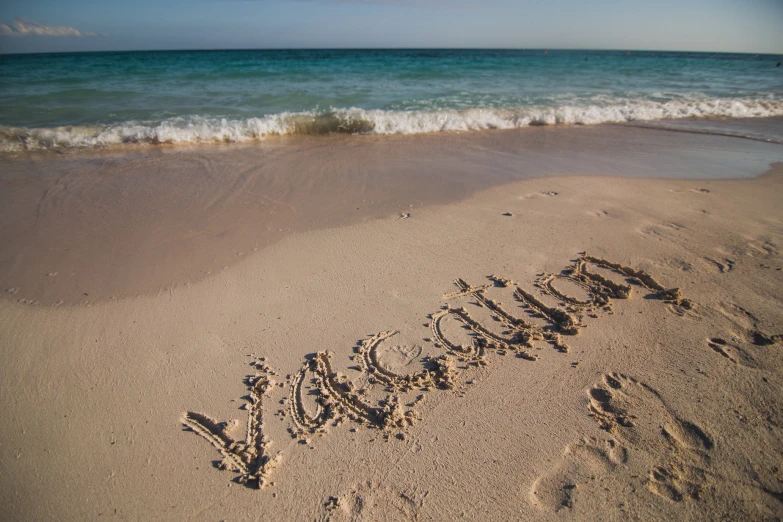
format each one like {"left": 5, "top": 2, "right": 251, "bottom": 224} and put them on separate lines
{"left": 0, "top": 49, "right": 781, "bottom": 150}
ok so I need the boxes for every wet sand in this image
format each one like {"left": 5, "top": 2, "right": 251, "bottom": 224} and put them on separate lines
{"left": 1, "top": 122, "right": 782, "bottom": 305}
{"left": 624, "top": 116, "right": 783, "bottom": 144}
{"left": 1, "top": 121, "right": 783, "bottom": 520}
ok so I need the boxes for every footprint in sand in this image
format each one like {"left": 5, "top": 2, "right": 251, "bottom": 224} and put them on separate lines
{"left": 666, "top": 187, "right": 710, "bottom": 194}
{"left": 703, "top": 257, "right": 736, "bottom": 274}
{"left": 588, "top": 374, "right": 713, "bottom": 502}
{"left": 743, "top": 238, "right": 778, "bottom": 259}
{"left": 531, "top": 373, "right": 713, "bottom": 511}
{"left": 709, "top": 302, "right": 783, "bottom": 368}
{"left": 586, "top": 209, "right": 610, "bottom": 218}
{"left": 707, "top": 337, "right": 743, "bottom": 364}
{"left": 376, "top": 344, "right": 423, "bottom": 372}
{"left": 530, "top": 437, "right": 629, "bottom": 511}
{"left": 319, "top": 480, "right": 423, "bottom": 521}
{"left": 638, "top": 223, "right": 688, "bottom": 247}
{"left": 712, "top": 238, "right": 778, "bottom": 262}
{"left": 707, "top": 334, "right": 782, "bottom": 369}
{"left": 522, "top": 191, "right": 559, "bottom": 199}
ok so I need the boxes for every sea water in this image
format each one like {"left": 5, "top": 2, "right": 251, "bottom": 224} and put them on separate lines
{"left": 0, "top": 49, "right": 781, "bottom": 151}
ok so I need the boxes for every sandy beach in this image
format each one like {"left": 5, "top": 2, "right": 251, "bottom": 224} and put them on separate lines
{"left": 1, "top": 123, "right": 783, "bottom": 520}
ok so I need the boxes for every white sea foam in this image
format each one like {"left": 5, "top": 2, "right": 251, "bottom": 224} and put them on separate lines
{"left": 1, "top": 97, "right": 781, "bottom": 152}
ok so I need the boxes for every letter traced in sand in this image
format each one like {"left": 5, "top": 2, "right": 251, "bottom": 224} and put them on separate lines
{"left": 182, "top": 253, "right": 693, "bottom": 488}
{"left": 182, "top": 371, "right": 280, "bottom": 488}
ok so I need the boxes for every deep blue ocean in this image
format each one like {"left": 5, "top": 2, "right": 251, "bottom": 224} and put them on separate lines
{"left": 0, "top": 49, "right": 781, "bottom": 151}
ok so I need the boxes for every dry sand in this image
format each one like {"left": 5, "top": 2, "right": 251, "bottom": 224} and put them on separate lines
{"left": 1, "top": 126, "right": 783, "bottom": 521}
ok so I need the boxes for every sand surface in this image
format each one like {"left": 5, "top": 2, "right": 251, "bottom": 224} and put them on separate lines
{"left": 624, "top": 116, "right": 783, "bottom": 144}
{"left": 2, "top": 123, "right": 782, "bottom": 306}
{"left": 1, "top": 127, "right": 783, "bottom": 521}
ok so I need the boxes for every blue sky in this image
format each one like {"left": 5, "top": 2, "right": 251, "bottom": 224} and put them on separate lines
{"left": 0, "top": 0, "right": 781, "bottom": 54}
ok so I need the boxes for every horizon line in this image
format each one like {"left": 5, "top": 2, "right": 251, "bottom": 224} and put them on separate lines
{"left": 2, "top": 46, "right": 782, "bottom": 57}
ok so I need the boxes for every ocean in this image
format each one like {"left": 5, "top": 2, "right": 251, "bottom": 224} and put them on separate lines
{"left": 0, "top": 49, "right": 781, "bottom": 151}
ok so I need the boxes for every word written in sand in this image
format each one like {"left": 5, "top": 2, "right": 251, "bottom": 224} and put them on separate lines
{"left": 181, "top": 253, "right": 692, "bottom": 488}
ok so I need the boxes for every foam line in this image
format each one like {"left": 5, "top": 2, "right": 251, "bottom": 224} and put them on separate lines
{"left": 3, "top": 97, "right": 782, "bottom": 151}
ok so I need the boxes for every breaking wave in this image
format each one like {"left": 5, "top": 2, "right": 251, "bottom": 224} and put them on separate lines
{"left": 1, "top": 97, "right": 781, "bottom": 152}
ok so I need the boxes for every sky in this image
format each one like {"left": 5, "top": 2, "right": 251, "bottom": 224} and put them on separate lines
{"left": 0, "top": 0, "right": 781, "bottom": 55}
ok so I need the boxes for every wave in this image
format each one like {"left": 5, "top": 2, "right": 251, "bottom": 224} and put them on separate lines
{"left": 1, "top": 97, "right": 781, "bottom": 152}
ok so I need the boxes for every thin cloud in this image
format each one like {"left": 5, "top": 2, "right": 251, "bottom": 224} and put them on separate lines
{"left": 0, "top": 18, "right": 101, "bottom": 37}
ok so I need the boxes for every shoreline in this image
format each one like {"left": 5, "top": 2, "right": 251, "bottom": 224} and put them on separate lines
{"left": 2, "top": 115, "right": 782, "bottom": 155}
{"left": 1, "top": 164, "right": 782, "bottom": 519}
{"left": 1, "top": 121, "right": 782, "bottom": 307}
